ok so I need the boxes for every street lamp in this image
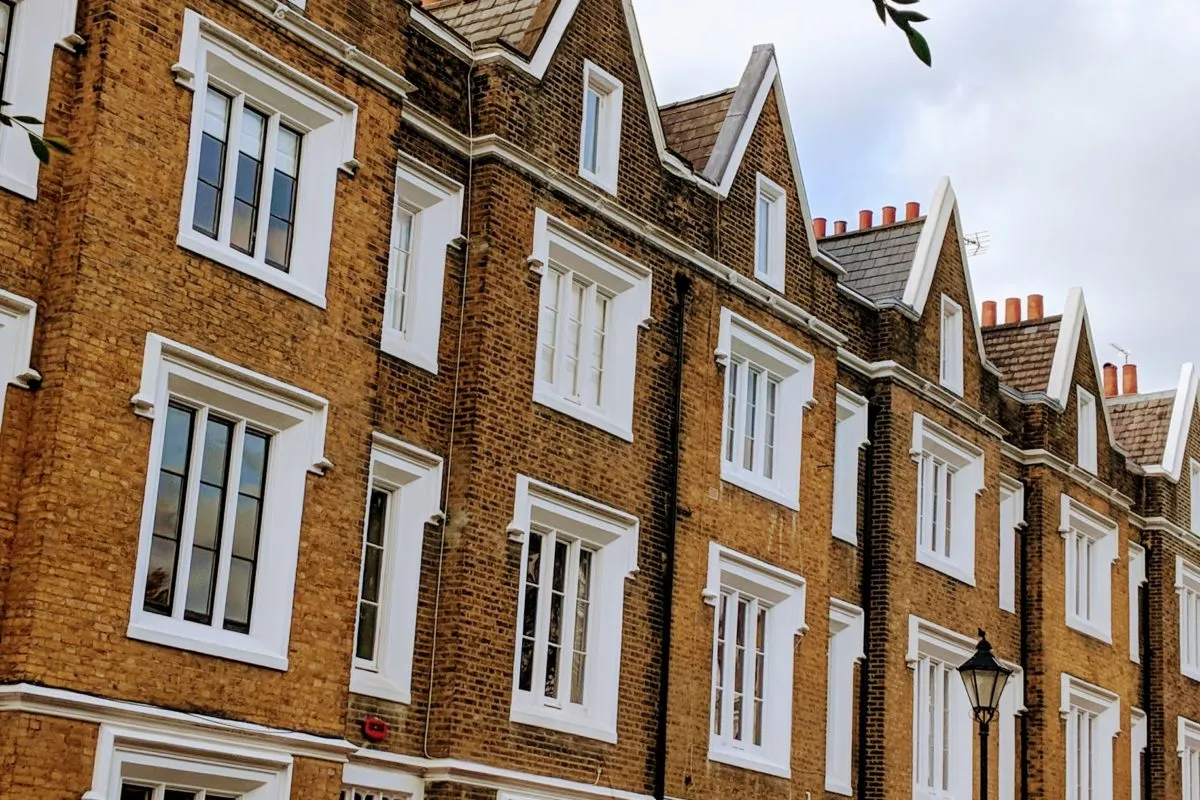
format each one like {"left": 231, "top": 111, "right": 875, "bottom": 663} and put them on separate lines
{"left": 958, "top": 630, "right": 1013, "bottom": 800}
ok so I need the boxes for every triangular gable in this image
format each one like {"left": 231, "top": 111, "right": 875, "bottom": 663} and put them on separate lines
{"left": 899, "top": 176, "right": 999, "bottom": 377}
{"left": 1145, "top": 362, "right": 1199, "bottom": 481}
{"left": 1045, "top": 287, "right": 1121, "bottom": 450}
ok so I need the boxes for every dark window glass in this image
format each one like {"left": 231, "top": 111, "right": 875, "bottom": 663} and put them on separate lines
{"left": 193, "top": 88, "right": 232, "bottom": 239}
{"left": 265, "top": 125, "right": 301, "bottom": 271}
{"left": 184, "top": 416, "right": 234, "bottom": 625}
{"left": 355, "top": 488, "right": 389, "bottom": 662}
{"left": 223, "top": 429, "right": 269, "bottom": 633}
{"left": 0, "top": 1, "right": 15, "bottom": 105}
{"left": 230, "top": 105, "right": 267, "bottom": 256}
{"left": 144, "top": 404, "right": 196, "bottom": 616}
{"left": 518, "top": 531, "right": 542, "bottom": 692}
{"left": 119, "top": 784, "right": 156, "bottom": 800}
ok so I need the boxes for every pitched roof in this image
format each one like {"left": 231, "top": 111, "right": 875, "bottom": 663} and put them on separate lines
{"left": 1108, "top": 391, "right": 1176, "bottom": 466}
{"left": 423, "top": 0, "right": 550, "bottom": 51}
{"left": 980, "top": 316, "right": 1062, "bottom": 394}
{"left": 659, "top": 90, "right": 734, "bottom": 171}
{"left": 819, "top": 219, "right": 925, "bottom": 302}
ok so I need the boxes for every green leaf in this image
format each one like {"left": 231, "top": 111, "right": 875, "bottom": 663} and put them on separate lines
{"left": 0, "top": 115, "right": 11, "bottom": 127}
{"left": 28, "top": 133, "right": 49, "bottom": 164}
{"left": 873, "top": 0, "right": 886, "bottom": 24}
{"left": 893, "top": 9, "right": 929, "bottom": 24}
{"left": 12, "top": 115, "right": 42, "bottom": 125}
{"left": 906, "top": 26, "right": 932, "bottom": 66}
{"left": 890, "top": 0, "right": 922, "bottom": 4}
{"left": 43, "top": 136, "right": 71, "bottom": 154}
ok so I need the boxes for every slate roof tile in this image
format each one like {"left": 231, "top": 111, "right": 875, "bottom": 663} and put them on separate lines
{"left": 980, "top": 317, "right": 1061, "bottom": 394}
{"left": 819, "top": 219, "right": 925, "bottom": 302}
{"left": 1108, "top": 392, "right": 1175, "bottom": 466}
{"left": 659, "top": 90, "right": 735, "bottom": 171}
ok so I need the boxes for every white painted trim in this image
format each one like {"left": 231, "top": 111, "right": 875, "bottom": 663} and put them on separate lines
{"left": 1176, "top": 555, "right": 1200, "bottom": 682}
{"left": 342, "top": 764, "right": 424, "bottom": 800}
{"left": 1060, "top": 673, "right": 1120, "bottom": 800}
{"left": 1060, "top": 495, "right": 1119, "bottom": 644}
{"left": 911, "top": 413, "right": 985, "bottom": 586}
{"left": 0, "top": 287, "right": 39, "bottom": 433}
{"left": 753, "top": 172, "right": 787, "bottom": 292}
{"left": 907, "top": 615, "right": 975, "bottom": 800}
{"left": 1002, "top": 442, "right": 1134, "bottom": 510}
{"left": 1146, "top": 363, "right": 1199, "bottom": 482}
{"left": 939, "top": 295, "right": 964, "bottom": 396}
{"left": 1077, "top": 386, "right": 1099, "bottom": 474}
{"left": 1045, "top": 287, "right": 1120, "bottom": 451}
{"left": 826, "top": 598, "right": 864, "bottom": 795}
{"left": 832, "top": 387, "right": 869, "bottom": 545}
{"left": 577, "top": 60, "right": 623, "bottom": 196}
{"left": 1129, "top": 544, "right": 1146, "bottom": 663}
{"left": 999, "top": 476, "right": 1025, "bottom": 613}
{"left": 1131, "top": 708, "right": 1147, "bottom": 800}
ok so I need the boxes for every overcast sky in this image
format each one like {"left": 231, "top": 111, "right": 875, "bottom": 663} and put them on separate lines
{"left": 636, "top": 0, "right": 1199, "bottom": 391}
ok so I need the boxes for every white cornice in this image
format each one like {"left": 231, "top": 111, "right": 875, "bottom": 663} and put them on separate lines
{"left": 1000, "top": 442, "right": 1134, "bottom": 510}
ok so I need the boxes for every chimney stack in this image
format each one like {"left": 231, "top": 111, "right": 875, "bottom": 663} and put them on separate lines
{"left": 813, "top": 217, "right": 827, "bottom": 239}
{"left": 858, "top": 209, "right": 873, "bottom": 230}
{"left": 882, "top": 205, "right": 897, "bottom": 226}
{"left": 1027, "top": 294, "right": 1044, "bottom": 322}
{"left": 833, "top": 220, "right": 847, "bottom": 235}
{"left": 982, "top": 300, "right": 997, "bottom": 328}
{"left": 1122, "top": 364, "right": 1139, "bottom": 396}
{"left": 905, "top": 201, "right": 921, "bottom": 221}
{"left": 1102, "top": 363, "right": 1118, "bottom": 398}
{"left": 1004, "top": 297, "right": 1021, "bottom": 325}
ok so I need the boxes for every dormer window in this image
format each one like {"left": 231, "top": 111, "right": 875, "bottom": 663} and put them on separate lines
{"left": 754, "top": 174, "right": 786, "bottom": 291}
{"left": 1076, "top": 386, "right": 1097, "bottom": 473}
{"left": 578, "top": 61, "right": 623, "bottom": 195}
{"left": 939, "top": 296, "right": 963, "bottom": 395}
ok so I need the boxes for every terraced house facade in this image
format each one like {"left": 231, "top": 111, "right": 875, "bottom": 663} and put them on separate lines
{"left": 0, "top": 1, "right": 1195, "bottom": 799}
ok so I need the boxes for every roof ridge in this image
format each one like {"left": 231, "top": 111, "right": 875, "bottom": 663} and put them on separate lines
{"left": 981, "top": 315, "right": 1063, "bottom": 333}
{"left": 659, "top": 87, "right": 736, "bottom": 112}
{"left": 818, "top": 217, "right": 926, "bottom": 242}
{"left": 1107, "top": 388, "right": 1177, "bottom": 405}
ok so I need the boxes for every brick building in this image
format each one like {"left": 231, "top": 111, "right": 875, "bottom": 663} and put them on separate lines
{"left": 0, "top": 1, "right": 1194, "bottom": 800}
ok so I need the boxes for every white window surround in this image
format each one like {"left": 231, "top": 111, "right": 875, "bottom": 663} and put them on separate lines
{"left": 1077, "top": 386, "right": 1098, "bottom": 474}
{"left": 0, "top": 0, "right": 80, "bottom": 200}
{"left": 350, "top": 433, "right": 444, "bottom": 704}
{"left": 173, "top": 9, "right": 358, "bottom": 309}
{"left": 1060, "top": 673, "right": 1120, "bottom": 800}
{"left": 1131, "top": 708, "right": 1146, "bottom": 800}
{"left": 340, "top": 763, "right": 423, "bottom": 800}
{"left": 1191, "top": 458, "right": 1200, "bottom": 535}
{"left": 826, "top": 598, "right": 864, "bottom": 796}
{"left": 381, "top": 153, "right": 463, "bottom": 375}
{"left": 753, "top": 173, "right": 787, "bottom": 292}
{"left": 704, "top": 542, "right": 807, "bottom": 778}
{"left": 128, "top": 333, "right": 330, "bottom": 670}
{"left": 1177, "top": 556, "right": 1200, "bottom": 682}
{"left": 716, "top": 308, "right": 815, "bottom": 510}
{"left": 577, "top": 60, "right": 623, "bottom": 195}
{"left": 907, "top": 616, "right": 974, "bottom": 800}
{"left": 1130, "top": 544, "right": 1146, "bottom": 663}
{"left": 999, "top": 667, "right": 1026, "bottom": 800}
{"left": 1060, "top": 494, "right": 1118, "bottom": 644}
{"left": 506, "top": 475, "right": 639, "bottom": 743}
{"left": 939, "top": 296, "right": 964, "bottom": 396}
{"left": 82, "top": 722, "right": 292, "bottom": 800}
{"left": 1180, "top": 717, "right": 1200, "bottom": 800}
{"left": 528, "top": 209, "right": 651, "bottom": 441}
{"left": 999, "top": 476, "right": 1025, "bottom": 613}
{"left": 911, "top": 414, "right": 985, "bottom": 585}
{"left": 0, "top": 287, "right": 40, "bottom": 432}
{"left": 832, "top": 387, "right": 869, "bottom": 545}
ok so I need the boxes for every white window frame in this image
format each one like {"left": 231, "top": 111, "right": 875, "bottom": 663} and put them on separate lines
{"left": 84, "top": 722, "right": 292, "bottom": 799}
{"left": 1077, "top": 386, "right": 1098, "bottom": 474}
{"left": 832, "top": 387, "right": 869, "bottom": 545}
{"left": 753, "top": 173, "right": 787, "bottom": 292}
{"left": 1180, "top": 716, "right": 1200, "bottom": 800}
{"left": 1132, "top": 708, "right": 1147, "bottom": 800}
{"left": 1061, "top": 673, "right": 1120, "bottom": 800}
{"left": 529, "top": 210, "right": 650, "bottom": 441}
{"left": 173, "top": 10, "right": 358, "bottom": 309}
{"left": 716, "top": 308, "right": 815, "bottom": 510}
{"left": 1191, "top": 458, "right": 1200, "bottom": 535}
{"left": 0, "top": 286, "right": 39, "bottom": 432}
{"left": 826, "top": 599, "right": 864, "bottom": 795}
{"left": 999, "top": 476, "right": 1024, "bottom": 613}
{"left": 128, "top": 333, "right": 330, "bottom": 670}
{"left": 704, "top": 542, "right": 807, "bottom": 778}
{"left": 908, "top": 617, "right": 974, "bottom": 800}
{"left": 0, "top": 0, "right": 79, "bottom": 199}
{"left": 1060, "top": 495, "right": 1118, "bottom": 643}
{"left": 999, "top": 667, "right": 1026, "bottom": 800}
{"left": 1131, "top": 544, "right": 1146, "bottom": 663}
{"left": 939, "top": 296, "right": 964, "bottom": 396}
{"left": 349, "top": 433, "right": 443, "bottom": 704}
{"left": 577, "top": 60, "right": 623, "bottom": 195}
{"left": 380, "top": 153, "right": 463, "bottom": 375}
{"left": 911, "top": 414, "right": 985, "bottom": 585}
{"left": 506, "top": 475, "right": 638, "bottom": 743}
{"left": 1178, "top": 556, "right": 1200, "bottom": 681}
{"left": 340, "top": 762, "right": 423, "bottom": 800}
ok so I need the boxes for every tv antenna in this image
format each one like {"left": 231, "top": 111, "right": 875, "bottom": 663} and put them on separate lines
{"left": 1111, "top": 344, "right": 1131, "bottom": 365}
{"left": 964, "top": 230, "right": 991, "bottom": 257}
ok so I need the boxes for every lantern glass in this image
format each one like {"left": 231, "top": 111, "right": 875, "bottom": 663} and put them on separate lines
{"left": 957, "top": 631, "right": 1012, "bottom": 724}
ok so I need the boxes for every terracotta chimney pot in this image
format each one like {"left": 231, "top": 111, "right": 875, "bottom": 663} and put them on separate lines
{"left": 858, "top": 209, "right": 873, "bottom": 230}
{"left": 813, "top": 217, "right": 827, "bottom": 239}
{"left": 982, "top": 301, "right": 997, "bottom": 328}
{"left": 882, "top": 205, "right": 897, "bottom": 225}
{"left": 833, "top": 220, "right": 847, "bottom": 235}
{"left": 1027, "top": 294, "right": 1044, "bottom": 321}
{"left": 1122, "top": 364, "right": 1139, "bottom": 396}
{"left": 1004, "top": 297, "right": 1021, "bottom": 325}
{"left": 905, "top": 201, "right": 921, "bottom": 221}
{"left": 1102, "top": 363, "right": 1118, "bottom": 398}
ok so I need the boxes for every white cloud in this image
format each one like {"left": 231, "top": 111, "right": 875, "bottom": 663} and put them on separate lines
{"left": 635, "top": 0, "right": 1200, "bottom": 389}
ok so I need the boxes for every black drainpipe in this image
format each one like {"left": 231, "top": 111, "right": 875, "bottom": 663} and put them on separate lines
{"left": 1018, "top": 479, "right": 1030, "bottom": 800}
{"left": 855, "top": 395, "right": 879, "bottom": 800}
{"left": 654, "top": 272, "right": 692, "bottom": 800}
{"left": 1140, "top": 530, "right": 1151, "bottom": 800}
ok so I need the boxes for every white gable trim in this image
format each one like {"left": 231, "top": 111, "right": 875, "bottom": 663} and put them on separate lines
{"left": 1145, "top": 362, "right": 1199, "bottom": 482}
{"left": 1046, "top": 287, "right": 1120, "bottom": 451}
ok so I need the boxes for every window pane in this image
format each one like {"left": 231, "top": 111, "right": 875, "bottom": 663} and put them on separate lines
{"left": 184, "top": 417, "right": 234, "bottom": 625}
{"left": 224, "top": 430, "right": 269, "bottom": 633}
{"left": 119, "top": 785, "right": 155, "bottom": 800}
{"left": 743, "top": 368, "right": 760, "bottom": 471}
{"left": 546, "top": 538, "right": 568, "bottom": 699}
{"left": 756, "top": 193, "right": 771, "bottom": 275}
{"left": 733, "top": 596, "right": 747, "bottom": 741}
{"left": 223, "top": 556, "right": 254, "bottom": 630}
{"left": 518, "top": 531, "right": 542, "bottom": 692}
{"left": 165, "top": 789, "right": 200, "bottom": 800}
{"left": 563, "top": 279, "right": 585, "bottom": 397}
{"left": 265, "top": 125, "right": 302, "bottom": 271}
{"left": 571, "top": 548, "right": 593, "bottom": 705}
{"left": 145, "top": 535, "right": 180, "bottom": 614}
{"left": 582, "top": 87, "right": 601, "bottom": 173}
{"left": 230, "top": 106, "right": 267, "bottom": 256}
{"left": 539, "top": 269, "right": 562, "bottom": 384}
{"left": 753, "top": 605, "right": 766, "bottom": 746}
{"left": 387, "top": 208, "right": 415, "bottom": 334}
{"left": 764, "top": 378, "right": 778, "bottom": 479}
{"left": 193, "top": 88, "right": 231, "bottom": 238}
{"left": 589, "top": 293, "right": 609, "bottom": 407}
{"left": 145, "top": 404, "right": 195, "bottom": 616}
{"left": 355, "top": 601, "right": 378, "bottom": 663}
{"left": 713, "top": 593, "right": 728, "bottom": 736}
{"left": 356, "top": 489, "right": 389, "bottom": 662}
{"left": 724, "top": 361, "right": 739, "bottom": 463}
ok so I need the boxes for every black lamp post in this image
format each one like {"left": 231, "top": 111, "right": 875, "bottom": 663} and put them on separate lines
{"left": 958, "top": 630, "right": 1013, "bottom": 800}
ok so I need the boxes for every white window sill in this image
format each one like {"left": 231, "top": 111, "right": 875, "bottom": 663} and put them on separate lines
{"left": 938, "top": 377, "right": 964, "bottom": 397}
{"left": 1065, "top": 615, "right": 1112, "bottom": 644}
{"left": 707, "top": 741, "right": 790, "bottom": 779}
{"left": 720, "top": 463, "right": 799, "bottom": 511}
{"left": 915, "top": 548, "right": 976, "bottom": 587}
{"left": 127, "top": 619, "right": 287, "bottom": 671}
{"left": 0, "top": 168, "right": 37, "bottom": 201}
{"left": 381, "top": 329, "right": 439, "bottom": 375}
{"left": 350, "top": 667, "right": 412, "bottom": 704}
{"left": 832, "top": 526, "right": 857, "bottom": 546}
{"left": 510, "top": 702, "right": 617, "bottom": 744}
{"left": 178, "top": 230, "right": 327, "bottom": 309}
{"left": 754, "top": 268, "right": 785, "bottom": 293}
{"left": 578, "top": 166, "right": 617, "bottom": 196}
{"left": 826, "top": 777, "right": 854, "bottom": 796}
{"left": 533, "top": 384, "right": 632, "bottom": 442}
{"left": 1183, "top": 664, "right": 1200, "bottom": 683}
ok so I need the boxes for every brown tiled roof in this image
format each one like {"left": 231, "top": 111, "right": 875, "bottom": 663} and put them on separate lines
{"left": 659, "top": 90, "right": 734, "bottom": 171}
{"left": 980, "top": 316, "right": 1062, "bottom": 394}
{"left": 424, "top": 0, "right": 550, "bottom": 51}
{"left": 820, "top": 219, "right": 925, "bottom": 302}
{"left": 1108, "top": 391, "right": 1175, "bottom": 466}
